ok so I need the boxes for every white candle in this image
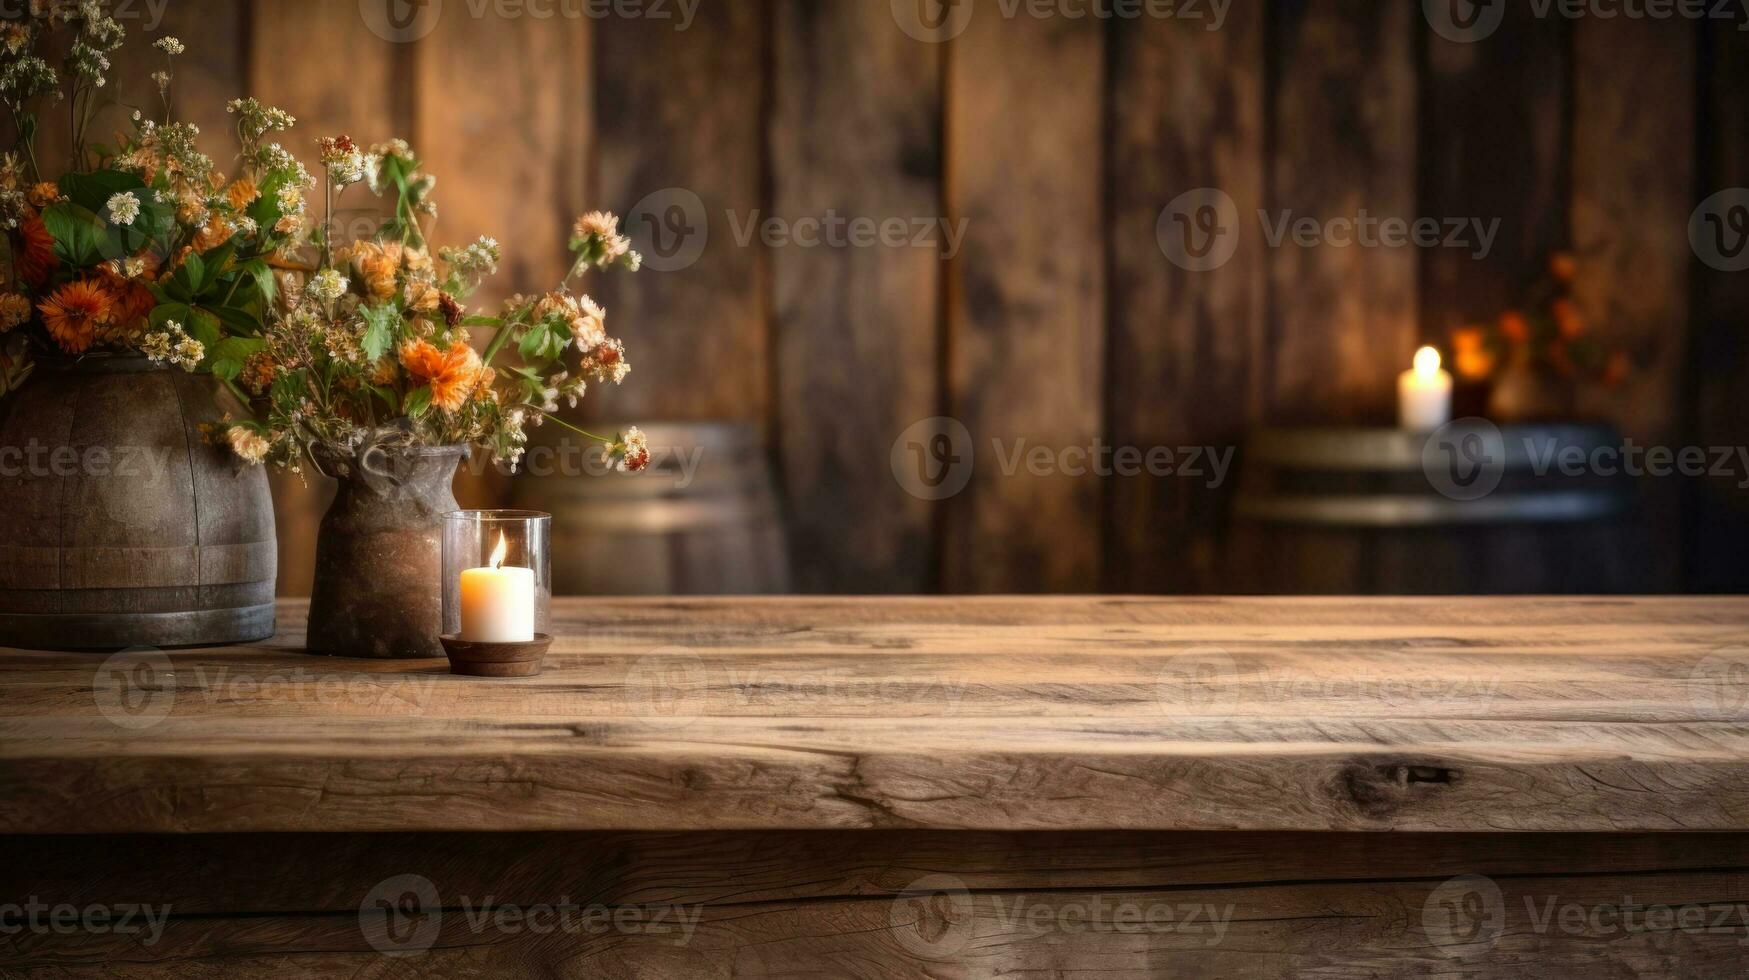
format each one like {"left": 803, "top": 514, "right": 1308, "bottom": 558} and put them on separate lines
{"left": 458, "top": 532, "right": 535, "bottom": 643}
{"left": 1398, "top": 346, "right": 1453, "bottom": 431}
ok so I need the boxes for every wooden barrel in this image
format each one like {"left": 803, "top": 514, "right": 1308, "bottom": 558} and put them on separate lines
{"left": 508, "top": 421, "right": 791, "bottom": 595}
{"left": 0, "top": 356, "right": 278, "bottom": 649}
{"left": 1228, "top": 425, "right": 1648, "bottom": 594}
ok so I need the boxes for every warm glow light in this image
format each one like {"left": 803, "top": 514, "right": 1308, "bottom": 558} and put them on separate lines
{"left": 489, "top": 531, "right": 508, "bottom": 570}
{"left": 1413, "top": 346, "right": 1443, "bottom": 378}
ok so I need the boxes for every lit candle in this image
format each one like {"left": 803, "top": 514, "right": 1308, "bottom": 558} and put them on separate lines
{"left": 1398, "top": 346, "right": 1453, "bottom": 431}
{"left": 458, "top": 532, "right": 535, "bottom": 643}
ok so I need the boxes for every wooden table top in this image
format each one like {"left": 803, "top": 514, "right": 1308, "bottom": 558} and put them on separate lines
{"left": 3, "top": 596, "right": 1748, "bottom": 835}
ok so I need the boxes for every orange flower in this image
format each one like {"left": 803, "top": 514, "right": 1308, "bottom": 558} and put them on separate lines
{"left": 14, "top": 211, "right": 58, "bottom": 289}
{"left": 226, "top": 178, "right": 259, "bottom": 212}
{"left": 105, "top": 278, "right": 157, "bottom": 338}
{"left": 26, "top": 182, "right": 61, "bottom": 208}
{"left": 398, "top": 338, "right": 484, "bottom": 412}
{"left": 1549, "top": 252, "right": 1577, "bottom": 285}
{"left": 1551, "top": 298, "right": 1584, "bottom": 339}
{"left": 1450, "top": 326, "right": 1496, "bottom": 380}
{"left": 346, "top": 241, "right": 403, "bottom": 301}
{"left": 1498, "top": 310, "right": 1529, "bottom": 343}
{"left": 37, "top": 279, "right": 115, "bottom": 354}
{"left": 191, "top": 213, "right": 235, "bottom": 253}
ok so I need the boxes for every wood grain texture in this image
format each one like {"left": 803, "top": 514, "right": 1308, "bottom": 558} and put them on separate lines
{"left": 587, "top": 0, "right": 768, "bottom": 422}
{"left": 1106, "top": 5, "right": 1265, "bottom": 593}
{"left": 942, "top": 11, "right": 1105, "bottom": 593}
{"left": 1571, "top": 15, "right": 1694, "bottom": 443}
{"left": 412, "top": 4, "right": 590, "bottom": 512}
{"left": 1689, "top": 13, "right": 1749, "bottom": 593}
{"left": 770, "top": 0, "right": 941, "bottom": 594}
{"left": 6, "top": 830, "right": 1749, "bottom": 977}
{"left": 412, "top": 9, "right": 588, "bottom": 312}
{"left": 4, "top": 596, "right": 1749, "bottom": 834}
{"left": 249, "top": 0, "right": 415, "bottom": 597}
{"left": 1419, "top": 4, "right": 1569, "bottom": 339}
{"left": 1569, "top": 15, "right": 1695, "bottom": 596}
{"left": 1268, "top": 0, "right": 1416, "bottom": 424}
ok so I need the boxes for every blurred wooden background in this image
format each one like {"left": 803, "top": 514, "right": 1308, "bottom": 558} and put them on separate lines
{"left": 41, "top": 0, "right": 1749, "bottom": 595}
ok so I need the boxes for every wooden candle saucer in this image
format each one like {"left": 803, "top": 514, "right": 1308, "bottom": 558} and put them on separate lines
{"left": 439, "top": 633, "right": 553, "bottom": 677}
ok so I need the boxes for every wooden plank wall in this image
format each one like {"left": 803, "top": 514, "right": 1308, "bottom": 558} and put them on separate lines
{"left": 52, "top": 0, "right": 1738, "bottom": 594}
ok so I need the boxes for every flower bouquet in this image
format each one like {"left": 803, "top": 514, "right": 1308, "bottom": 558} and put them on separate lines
{"left": 0, "top": 5, "right": 298, "bottom": 648}
{"left": 1449, "top": 252, "right": 1630, "bottom": 423}
{"left": 210, "top": 136, "right": 649, "bottom": 477}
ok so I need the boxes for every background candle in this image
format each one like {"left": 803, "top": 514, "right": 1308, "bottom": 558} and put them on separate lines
{"left": 1398, "top": 346, "right": 1453, "bottom": 431}
{"left": 459, "top": 533, "right": 536, "bottom": 642}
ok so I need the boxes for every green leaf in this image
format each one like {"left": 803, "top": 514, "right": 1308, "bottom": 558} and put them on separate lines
{"left": 57, "top": 170, "right": 146, "bottom": 215}
{"left": 177, "top": 252, "right": 205, "bottom": 295}
{"left": 359, "top": 304, "right": 399, "bottom": 362}
{"left": 40, "top": 203, "right": 108, "bottom": 267}
{"left": 403, "top": 386, "right": 432, "bottom": 419}
{"left": 195, "top": 238, "right": 238, "bottom": 294}
{"left": 208, "top": 336, "right": 264, "bottom": 382}
{"left": 364, "top": 382, "right": 399, "bottom": 414}
{"left": 246, "top": 171, "right": 289, "bottom": 230}
{"left": 148, "top": 302, "right": 192, "bottom": 331}
{"left": 185, "top": 308, "right": 221, "bottom": 350}
{"left": 208, "top": 302, "right": 262, "bottom": 337}
{"left": 240, "top": 259, "right": 277, "bottom": 308}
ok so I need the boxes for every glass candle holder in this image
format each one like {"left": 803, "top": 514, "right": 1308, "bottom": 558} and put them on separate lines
{"left": 442, "top": 510, "right": 552, "bottom": 642}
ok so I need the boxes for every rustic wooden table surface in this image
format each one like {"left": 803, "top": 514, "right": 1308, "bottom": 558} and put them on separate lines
{"left": 4, "top": 596, "right": 1749, "bottom": 977}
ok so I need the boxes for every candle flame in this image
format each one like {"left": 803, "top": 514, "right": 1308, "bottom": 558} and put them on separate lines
{"left": 489, "top": 531, "right": 507, "bottom": 570}
{"left": 1413, "top": 346, "right": 1443, "bottom": 378}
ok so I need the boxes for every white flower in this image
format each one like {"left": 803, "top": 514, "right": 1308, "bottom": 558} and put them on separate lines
{"left": 105, "top": 191, "right": 141, "bottom": 226}
{"left": 153, "top": 37, "right": 184, "bottom": 56}
{"left": 307, "top": 268, "right": 349, "bottom": 304}
{"left": 141, "top": 320, "right": 202, "bottom": 371}
{"left": 226, "top": 427, "right": 271, "bottom": 464}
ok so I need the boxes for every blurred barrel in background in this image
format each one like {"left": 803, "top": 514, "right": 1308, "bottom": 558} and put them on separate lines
{"left": 1228, "top": 425, "right": 1653, "bottom": 594}
{"left": 509, "top": 422, "right": 791, "bottom": 595}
